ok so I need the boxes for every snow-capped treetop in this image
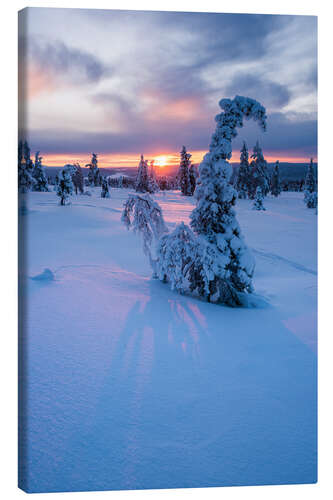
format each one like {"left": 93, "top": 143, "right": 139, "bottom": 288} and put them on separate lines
{"left": 210, "top": 96, "right": 267, "bottom": 160}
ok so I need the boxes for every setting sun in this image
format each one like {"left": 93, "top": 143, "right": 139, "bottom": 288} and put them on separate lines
{"left": 154, "top": 155, "right": 168, "bottom": 167}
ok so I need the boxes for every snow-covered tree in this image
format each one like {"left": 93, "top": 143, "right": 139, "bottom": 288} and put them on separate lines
{"left": 18, "top": 141, "right": 35, "bottom": 193}
{"left": 32, "top": 151, "right": 49, "bottom": 192}
{"left": 122, "top": 193, "right": 168, "bottom": 273}
{"left": 56, "top": 166, "right": 74, "bottom": 205}
{"left": 135, "top": 154, "right": 149, "bottom": 192}
{"left": 178, "top": 146, "right": 192, "bottom": 196}
{"left": 72, "top": 163, "right": 84, "bottom": 194}
{"left": 189, "top": 164, "right": 197, "bottom": 195}
{"left": 235, "top": 142, "right": 250, "bottom": 198}
{"left": 101, "top": 177, "right": 110, "bottom": 198}
{"left": 148, "top": 160, "right": 159, "bottom": 193}
{"left": 123, "top": 96, "right": 267, "bottom": 306}
{"left": 188, "top": 97, "right": 266, "bottom": 304}
{"left": 270, "top": 161, "right": 281, "bottom": 197}
{"left": 249, "top": 141, "right": 269, "bottom": 198}
{"left": 253, "top": 186, "right": 266, "bottom": 210}
{"left": 86, "top": 153, "right": 101, "bottom": 186}
{"left": 304, "top": 158, "right": 317, "bottom": 208}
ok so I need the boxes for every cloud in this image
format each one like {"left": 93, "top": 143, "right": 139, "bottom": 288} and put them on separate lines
{"left": 224, "top": 74, "right": 291, "bottom": 110}
{"left": 19, "top": 34, "right": 108, "bottom": 96}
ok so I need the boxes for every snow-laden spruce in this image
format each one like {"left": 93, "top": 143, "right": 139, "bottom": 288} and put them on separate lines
{"left": 271, "top": 161, "right": 281, "bottom": 197}
{"left": 235, "top": 142, "right": 250, "bottom": 198}
{"left": 86, "top": 153, "right": 101, "bottom": 187}
{"left": 56, "top": 166, "right": 74, "bottom": 205}
{"left": 253, "top": 186, "right": 266, "bottom": 210}
{"left": 135, "top": 155, "right": 150, "bottom": 192}
{"left": 72, "top": 163, "right": 84, "bottom": 194}
{"left": 101, "top": 177, "right": 110, "bottom": 198}
{"left": 249, "top": 141, "right": 270, "bottom": 198}
{"left": 32, "top": 151, "right": 49, "bottom": 192}
{"left": 304, "top": 158, "right": 317, "bottom": 209}
{"left": 18, "top": 141, "right": 35, "bottom": 193}
{"left": 178, "top": 146, "right": 192, "bottom": 196}
{"left": 122, "top": 96, "right": 267, "bottom": 306}
{"left": 189, "top": 164, "right": 197, "bottom": 195}
{"left": 148, "top": 161, "right": 159, "bottom": 193}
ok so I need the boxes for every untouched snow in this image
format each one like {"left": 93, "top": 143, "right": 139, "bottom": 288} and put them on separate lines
{"left": 19, "top": 188, "right": 317, "bottom": 493}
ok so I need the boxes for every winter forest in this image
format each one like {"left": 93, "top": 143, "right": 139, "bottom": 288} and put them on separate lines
{"left": 18, "top": 8, "right": 317, "bottom": 495}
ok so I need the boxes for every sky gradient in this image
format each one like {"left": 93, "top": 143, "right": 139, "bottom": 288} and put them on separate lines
{"left": 19, "top": 8, "right": 317, "bottom": 168}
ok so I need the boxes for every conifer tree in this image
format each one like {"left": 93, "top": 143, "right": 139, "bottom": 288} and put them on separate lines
{"left": 72, "top": 163, "right": 84, "bottom": 194}
{"left": 271, "top": 161, "right": 281, "bottom": 197}
{"left": 249, "top": 141, "right": 270, "bottom": 198}
{"left": 304, "top": 158, "right": 317, "bottom": 208}
{"left": 178, "top": 146, "right": 192, "bottom": 196}
{"left": 86, "top": 153, "right": 101, "bottom": 186}
{"left": 18, "top": 140, "right": 35, "bottom": 193}
{"left": 32, "top": 151, "right": 49, "bottom": 192}
{"left": 135, "top": 154, "right": 149, "bottom": 192}
{"left": 148, "top": 160, "right": 159, "bottom": 193}
{"left": 235, "top": 142, "right": 250, "bottom": 198}
{"left": 189, "top": 164, "right": 197, "bottom": 195}
{"left": 253, "top": 186, "right": 266, "bottom": 210}
{"left": 101, "top": 177, "right": 110, "bottom": 198}
{"left": 188, "top": 96, "right": 267, "bottom": 305}
{"left": 56, "top": 166, "right": 74, "bottom": 205}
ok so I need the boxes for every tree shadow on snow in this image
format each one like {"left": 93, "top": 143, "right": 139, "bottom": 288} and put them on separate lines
{"left": 58, "top": 280, "right": 317, "bottom": 491}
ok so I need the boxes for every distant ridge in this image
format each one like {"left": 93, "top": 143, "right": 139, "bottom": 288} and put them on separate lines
{"left": 44, "top": 162, "right": 317, "bottom": 182}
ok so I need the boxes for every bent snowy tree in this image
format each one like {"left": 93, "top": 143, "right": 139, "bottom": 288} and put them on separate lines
{"left": 122, "top": 193, "right": 168, "bottom": 274}
{"left": 122, "top": 96, "right": 267, "bottom": 306}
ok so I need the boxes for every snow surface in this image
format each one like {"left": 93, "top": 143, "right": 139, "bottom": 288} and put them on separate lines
{"left": 19, "top": 188, "right": 317, "bottom": 492}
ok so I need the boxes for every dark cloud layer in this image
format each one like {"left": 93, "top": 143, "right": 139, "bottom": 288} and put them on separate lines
{"left": 225, "top": 74, "right": 291, "bottom": 109}
{"left": 26, "top": 111, "right": 317, "bottom": 160}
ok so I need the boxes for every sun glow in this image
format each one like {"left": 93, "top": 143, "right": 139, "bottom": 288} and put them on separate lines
{"left": 154, "top": 155, "right": 168, "bottom": 167}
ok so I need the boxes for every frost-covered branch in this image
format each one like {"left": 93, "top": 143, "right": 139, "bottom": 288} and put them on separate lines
{"left": 122, "top": 193, "right": 168, "bottom": 273}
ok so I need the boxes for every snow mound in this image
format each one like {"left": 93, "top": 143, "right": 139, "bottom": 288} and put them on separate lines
{"left": 31, "top": 268, "right": 55, "bottom": 282}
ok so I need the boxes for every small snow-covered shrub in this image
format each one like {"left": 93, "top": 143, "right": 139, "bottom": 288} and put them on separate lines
{"left": 304, "top": 190, "right": 317, "bottom": 209}
{"left": 101, "top": 177, "right": 110, "bottom": 198}
{"left": 253, "top": 186, "right": 266, "bottom": 210}
{"left": 56, "top": 167, "right": 74, "bottom": 205}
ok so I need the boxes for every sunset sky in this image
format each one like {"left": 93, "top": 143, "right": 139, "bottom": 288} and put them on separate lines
{"left": 19, "top": 8, "right": 317, "bottom": 168}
